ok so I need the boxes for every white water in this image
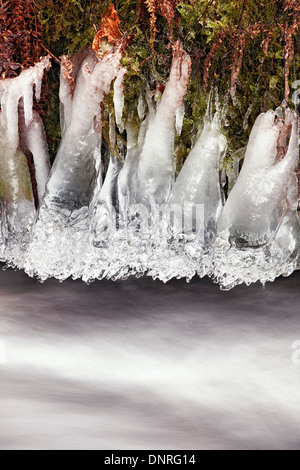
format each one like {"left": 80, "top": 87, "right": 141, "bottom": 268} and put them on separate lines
{"left": 0, "top": 267, "right": 299, "bottom": 450}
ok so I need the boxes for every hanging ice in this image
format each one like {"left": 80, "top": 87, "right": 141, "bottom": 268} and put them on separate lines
{"left": 1, "top": 5, "right": 299, "bottom": 289}
{"left": 218, "top": 109, "right": 298, "bottom": 248}
{"left": 0, "top": 112, "right": 36, "bottom": 264}
{"left": 0, "top": 57, "right": 51, "bottom": 266}
{"left": 175, "top": 102, "right": 185, "bottom": 137}
{"left": 135, "top": 43, "right": 191, "bottom": 207}
{"left": 91, "top": 128, "right": 123, "bottom": 249}
{"left": 25, "top": 48, "right": 125, "bottom": 280}
{"left": 143, "top": 110, "right": 226, "bottom": 283}
{"left": 113, "top": 67, "right": 127, "bottom": 130}
{"left": 214, "top": 107, "right": 300, "bottom": 289}
{"left": 170, "top": 112, "right": 227, "bottom": 239}
{"left": 42, "top": 4, "right": 125, "bottom": 221}
{"left": 44, "top": 48, "right": 123, "bottom": 217}
{"left": 117, "top": 43, "right": 191, "bottom": 216}
{"left": 25, "top": 4, "right": 128, "bottom": 280}
{"left": 0, "top": 56, "right": 51, "bottom": 144}
{"left": 19, "top": 108, "right": 50, "bottom": 207}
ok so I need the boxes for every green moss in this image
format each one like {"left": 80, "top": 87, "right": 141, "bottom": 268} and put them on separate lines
{"left": 0, "top": 147, "right": 34, "bottom": 204}
{"left": 31, "top": 0, "right": 299, "bottom": 169}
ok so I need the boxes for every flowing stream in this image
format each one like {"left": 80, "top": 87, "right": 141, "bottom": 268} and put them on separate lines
{"left": 0, "top": 266, "right": 299, "bottom": 450}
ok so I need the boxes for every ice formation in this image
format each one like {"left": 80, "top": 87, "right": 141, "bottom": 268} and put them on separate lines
{"left": 170, "top": 111, "right": 226, "bottom": 238}
{"left": 0, "top": 42, "right": 299, "bottom": 289}
{"left": 113, "top": 67, "right": 127, "bottom": 129}
{"left": 84, "top": 43, "right": 194, "bottom": 282}
{"left": 215, "top": 107, "right": 300, "bottom": 289}
{"left": 0, "top": 57, "right": 51, "bottom": 266}
{"left": 119, "top": 43, "right": 192, "bottom": 209}
{"left": 0, "top": 112, "right": 35, "bottom": 265}
{"left": 25, "top": 43, "right": 126, "bottom": 280}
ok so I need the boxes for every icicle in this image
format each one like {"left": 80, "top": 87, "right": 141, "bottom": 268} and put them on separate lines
{"left": 226, "top": 147, "right": 246, "bottom": 194}
{"left": 89, "top": 110, "right": 124, "bottom": 248}
{"left": 145, "top": 85, "right": 156, "bottom": 121}
{"left": 113, "top": 67, "right": 127, "bottom": 130}
{"left": 214, "top": 107, "right": 299, "bottom": 290}
{"left": 0, "top": 56, "right": 51, "bottom": 144}
{"left": 218, "top": 110, "right": 282, "bottom": 247}
{"left": 242, "top": 103, "right": 255, "bottom": 131}
{"left": 19, "top": 111, "right": 50, "bottom": 206}
{"left": 136, "top": 43, "right": 191, "bottom": 206}
{"left": 175, "top": 102, "right": 185, "bottom": 136}
{"left": 44, "top": 46, "right": 123, "bottom": 214}
{"left": 0, "top": 57, "right": 50, "bottom": 266}
{"left": 24, "top": 40, "right": 125, "bottom": 281}
{"left": 214, "top": 87, "right": 221, "bottom": 113}
{"left": 137, "top": 91, "right": 146, "bottom": 121}
{"left": 170, "top": 112, "right": 227, "bottom": 238}
{"left": 118, "top": 118, "right": 140, "bottom": 219}
{"left": 108, "top": 111, "right": 117, "bottom": 157}
{"left": 91, "top": 154, "right": 123, "bottom": 248}
{"left": 0, "top": 111, "right": 36, "bottom": 264}
{"left": 59, "top": 55, "right": 75, "bottom": 135}
{"left": 92, "top": 135, "right": 103, "bottom": 195}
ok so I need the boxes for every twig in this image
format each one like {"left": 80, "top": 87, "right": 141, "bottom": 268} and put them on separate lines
{"left": 39, "top": 43, "right": 61, "bottom": 65}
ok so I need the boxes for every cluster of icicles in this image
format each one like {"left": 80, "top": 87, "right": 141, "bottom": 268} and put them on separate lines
{"left": 0, "top": 45, "right": 299, "bottom": 290}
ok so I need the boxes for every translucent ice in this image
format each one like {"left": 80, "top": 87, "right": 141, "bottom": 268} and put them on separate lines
{"left": 214, "top": 108, "right": 300, "bottom": 289}
{"left": 218, "top": 109, "right": 297, "bottom": 248}
{"left": 44, "top": 47, "right": 123, "bottom": 215}
{"left": 91, "top": 154, "right": 123, "bottom": 248}
{"left": 81, "top": 45, "right": 193, "bottom": 283}
{"left": 114, "top": 42, "right": 191, "bottom": 213}
{"left": 170, "top": 112, "right": 227, "bottom": 238}
{"left": 25, "top": 45, "right": 124, "bottom": 280}
{"left": 0, "top": 56, "right": 51, "bottom": 144}
{"left": 19, "top": 109, "right": 50, "bottom": 207}
{"left": 0, "top": 57, "right": 50, "bottom": 265}
{"left": 146, "top": 112, "right": 226, "bottom": 282}
{"left": 0, "top": 112, "right": 35, "bottom": 265}
{"left": 1, "top": 39, "right": 296, "bottom": 288}
{"left": 136, "top": 43, "right": 191, "bottom": 207}
{"left": 113, "top": 67, "right": 127, "bottom": 130}
{"left": 175, "top": 102, "right": 185, "bottom": 137}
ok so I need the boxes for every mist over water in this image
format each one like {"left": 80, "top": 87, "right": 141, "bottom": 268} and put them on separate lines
{"left": 0, "top": 266, "right": 300, "bottom": 450}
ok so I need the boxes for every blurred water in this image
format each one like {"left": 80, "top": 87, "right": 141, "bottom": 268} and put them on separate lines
{"left": 0, "top": 266, "right": 299, "bottom": 450}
